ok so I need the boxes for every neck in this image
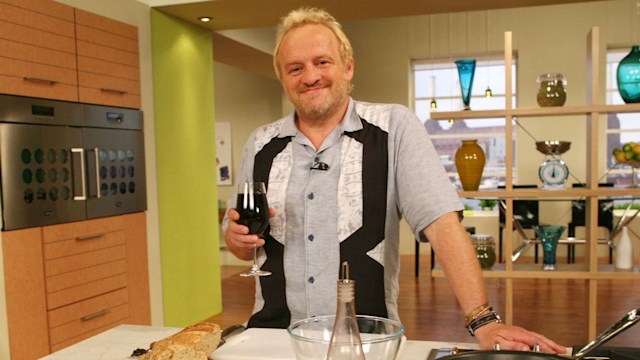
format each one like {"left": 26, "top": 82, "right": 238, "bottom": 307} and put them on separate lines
{"left": 296, "top": 99, "right": 349, "bottom": 150}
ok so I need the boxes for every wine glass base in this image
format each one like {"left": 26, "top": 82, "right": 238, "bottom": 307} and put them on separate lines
{"left": 239, "top": 269, "right": 272, "bottom": 277}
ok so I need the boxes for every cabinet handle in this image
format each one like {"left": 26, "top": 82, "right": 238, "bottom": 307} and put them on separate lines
{"left": 75, "top": 233, "right": 105, "bottom": 241}
{"left": 100, "top": 87, "right": 128, "bottom": 95}
{"left": 81, "top": 309, "right": 110, "bottom": 321}
{"left": 23, "top": 76, "right": 59, "bottom": 84}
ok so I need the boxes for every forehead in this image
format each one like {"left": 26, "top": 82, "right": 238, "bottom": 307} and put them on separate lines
{"left": 278, "top": 24, "right": 340, "bottom": 60}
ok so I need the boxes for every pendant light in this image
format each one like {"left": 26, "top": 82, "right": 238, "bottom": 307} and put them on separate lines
{"left": 484, "top": 11, "right": 493, "bottom": 98}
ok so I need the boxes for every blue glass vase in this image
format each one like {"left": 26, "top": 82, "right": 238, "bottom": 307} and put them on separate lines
{"left": 455, "top": 59, "right": 476, "bottom": 110}
{"left": 533, "top": 225, "right": 565, "bottom": 271}
{"left": 616, "top": 45, "right": 640, "bottom": 104}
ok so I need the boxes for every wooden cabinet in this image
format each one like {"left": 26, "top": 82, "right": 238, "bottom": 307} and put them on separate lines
{"left": 0, "top": 0, "right": 78, "bottom": 102}
{"left": 429, "top": 27, "right": 640, "bottom": 339}
{"left": 0, "top": 0, "right": 141, "bottom": 108}
{"left": 1, "top": 213, "right": 150, "bottom": 360}
{"left": 75, "top": 9, "right": 141, "bottom": 109}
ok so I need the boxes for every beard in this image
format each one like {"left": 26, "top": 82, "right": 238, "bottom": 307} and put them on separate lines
{"left": 289, "top": 78, "right": 350, "bottom": 122}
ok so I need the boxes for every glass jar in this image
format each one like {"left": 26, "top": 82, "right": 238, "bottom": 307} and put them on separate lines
{"left": 537, "top": 73, "right": 567, "bottom": 107}
{"left": 471, "top": 234, "right": 496, "bottom": 269}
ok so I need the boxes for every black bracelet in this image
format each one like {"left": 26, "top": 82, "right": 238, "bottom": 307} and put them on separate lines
{"left": 467, "top": 311, "right": 502, "bottom": 336}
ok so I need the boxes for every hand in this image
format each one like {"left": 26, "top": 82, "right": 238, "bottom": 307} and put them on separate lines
{"left": 474, "top": 322, "right": 567, "bottom": 354}
{"left": 223, "top": 208, "right": 275, "bottom": 260}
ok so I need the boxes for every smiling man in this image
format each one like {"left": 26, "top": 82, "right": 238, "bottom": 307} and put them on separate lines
{"left": 222, "top": 7, "right": 565, "bottom": 353}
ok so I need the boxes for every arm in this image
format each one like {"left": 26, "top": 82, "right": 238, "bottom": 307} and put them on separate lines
{"left": 424, "top": 212, "right": 566, "bottom": 353}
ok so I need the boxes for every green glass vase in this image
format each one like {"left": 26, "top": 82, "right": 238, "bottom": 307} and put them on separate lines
{"left": 616, "top": 45, "right": 640, "bottom": 103}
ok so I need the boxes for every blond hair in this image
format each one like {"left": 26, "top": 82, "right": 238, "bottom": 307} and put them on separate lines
{"left": 273, "top": 7, "right": 353, "bottom": 79}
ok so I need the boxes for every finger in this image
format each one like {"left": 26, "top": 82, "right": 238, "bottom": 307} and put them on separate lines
{"left": 494, "top": 337, "right": 532, "bottom": 352}
{"left": 269, "top": 207, "right": 276, "bottom": 218}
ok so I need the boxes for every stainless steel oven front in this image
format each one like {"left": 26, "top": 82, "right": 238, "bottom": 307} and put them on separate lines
{"left": 0, "top": 94, "right": 146, "bottom": 230}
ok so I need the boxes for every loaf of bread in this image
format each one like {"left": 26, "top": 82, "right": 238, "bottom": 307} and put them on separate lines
{"left": 138, "top": 322, "right": 221, "bottom": 360}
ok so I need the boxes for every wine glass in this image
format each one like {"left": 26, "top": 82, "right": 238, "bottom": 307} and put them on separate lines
{"left": 236, "top": 182, "right": 271, "bottom": 277}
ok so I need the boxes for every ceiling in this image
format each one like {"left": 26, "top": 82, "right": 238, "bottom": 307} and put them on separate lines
{"left": 155, "top": 0, "right": 609, "bottom": 78}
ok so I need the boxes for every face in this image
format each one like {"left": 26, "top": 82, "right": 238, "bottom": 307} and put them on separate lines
{"left": 276, "top": 24, "right": 354, "bottom": 122}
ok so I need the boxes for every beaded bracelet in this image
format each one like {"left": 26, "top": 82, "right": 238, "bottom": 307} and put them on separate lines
{"left": 467, "top": 311, "right": 502, "bottom": 336}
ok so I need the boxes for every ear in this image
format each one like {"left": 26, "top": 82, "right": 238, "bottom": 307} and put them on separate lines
{"left": 345, "top": 57, "right": 355, "bottom": 80}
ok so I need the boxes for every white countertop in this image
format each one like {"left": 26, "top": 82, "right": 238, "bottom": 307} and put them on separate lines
{"left": 39, "top": 324, "right": 479, "bottom": 360}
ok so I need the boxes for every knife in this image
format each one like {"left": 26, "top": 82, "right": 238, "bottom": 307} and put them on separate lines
{"left": 217, "top": 324, "right": 246, "bottom": 348}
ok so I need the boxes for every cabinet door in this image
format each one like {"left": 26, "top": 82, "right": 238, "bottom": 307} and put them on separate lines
{"left": 2, "top": 227, "right": 50, "bottom": 359}
{"left": 0, "top": 1, "right": 78, "bottom": 101}
{"left": 123, "top": 212, "right": 151, "bottom": 324}
{"left": 75, "top": 9, "right": 141, "bottom": 109}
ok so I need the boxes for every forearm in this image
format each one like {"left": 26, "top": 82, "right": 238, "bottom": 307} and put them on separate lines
{"left": 424, "top": 212, "right": 488, "bottom": 315}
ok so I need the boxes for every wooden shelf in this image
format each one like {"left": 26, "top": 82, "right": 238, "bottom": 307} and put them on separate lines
{"left": 429, "top": 27, "right": 640, "bottom": 339}
{"left": 430, "top": 103, "right": 640, "bottom": 121}
{"left": 459, "top": 187, "right": 640, "bottom": 199}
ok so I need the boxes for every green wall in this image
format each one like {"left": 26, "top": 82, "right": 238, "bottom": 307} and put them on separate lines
{"left": 150, "top": 9, "right": 221, "bottom": 326}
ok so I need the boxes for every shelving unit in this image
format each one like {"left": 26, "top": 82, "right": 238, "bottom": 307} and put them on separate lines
{"left": 429, "top": 27, "right": 640, "bottom": 340}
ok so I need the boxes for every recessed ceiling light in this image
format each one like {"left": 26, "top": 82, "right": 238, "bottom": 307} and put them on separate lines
{"left": 198, "top": 17, "right": 212, "bottom": 22}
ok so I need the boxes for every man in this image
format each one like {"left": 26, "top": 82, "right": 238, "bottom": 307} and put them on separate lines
{"left": 223, "top": 7, "right": 565, "bottom": 352}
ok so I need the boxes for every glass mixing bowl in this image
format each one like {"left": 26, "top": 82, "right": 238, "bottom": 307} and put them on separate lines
{"left": 287, "top": 315, "right": 404, "bottom": 360}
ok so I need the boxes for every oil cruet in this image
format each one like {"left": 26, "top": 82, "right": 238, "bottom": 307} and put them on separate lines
{"left": 326, "top": 262, "right": 365, "bottom": 360}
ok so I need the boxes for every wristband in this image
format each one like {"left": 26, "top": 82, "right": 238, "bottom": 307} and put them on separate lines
{"left": 464, "top": 304, "right": 490, "bottom": 325}
{"left": 467, "top": 311, "right": 502, "bottom": 336}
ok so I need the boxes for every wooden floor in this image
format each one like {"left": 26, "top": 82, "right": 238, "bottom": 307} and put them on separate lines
{"left": 207, "top": 255, "right": 640, "bottom": 348}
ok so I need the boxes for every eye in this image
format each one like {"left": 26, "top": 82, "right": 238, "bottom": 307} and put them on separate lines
{"left": 287, "top": 65, "right": 302, "bottom": 75}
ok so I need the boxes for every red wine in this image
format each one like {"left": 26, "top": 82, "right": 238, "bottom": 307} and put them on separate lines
{"left": 236, "top": 193, "right": 269, "bottom": 235}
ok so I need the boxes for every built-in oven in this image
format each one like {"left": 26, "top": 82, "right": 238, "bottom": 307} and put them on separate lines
{"left": 0, "top": 94, "right": 146, "bottom": 230}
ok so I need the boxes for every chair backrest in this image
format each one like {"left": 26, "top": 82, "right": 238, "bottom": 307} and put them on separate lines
{"left": 499, "top": 200, "right": 539, "bottom": 229}
{"left": 570, "top": 199, "right": 614, "bottom": 231}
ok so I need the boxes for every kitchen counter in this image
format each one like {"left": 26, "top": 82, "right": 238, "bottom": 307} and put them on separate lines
{"left": 39, "top": 324, "right": 479, "bottom": 360}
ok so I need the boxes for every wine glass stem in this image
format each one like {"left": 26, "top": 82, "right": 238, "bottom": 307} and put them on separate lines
{"left": 251, "top": 245, "right": 259, "bottom": 270}
{"left": 633, "top": 168, "right": 638, "bottom": 188}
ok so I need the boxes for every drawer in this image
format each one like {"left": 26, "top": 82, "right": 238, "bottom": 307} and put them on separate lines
{"left": 43, "top": 230, "right": 125, "bottom": 260}
{"left": 50, "top": 320, "right": 127, "bottom": 353}
{"left": 47, "top": 272, "right": 127, "bottom": 310}
{"left": 78, "top": 73, "right": 141, "bottom": 109}
{"left": 48, "top": 288, "right": 129, "bottom": 347}
{"left": 45, "top": 244, "right": 126, "bottom": 276}
{"left": 43, "top": 215, "right": 124, "bottom": 243}
{"left": 46, "top": 259, "right": 127, "bottom": 293}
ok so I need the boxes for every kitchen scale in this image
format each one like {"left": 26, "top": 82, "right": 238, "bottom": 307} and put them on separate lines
{"left": 536, "top": 140, "right": 571, "bottom": 190}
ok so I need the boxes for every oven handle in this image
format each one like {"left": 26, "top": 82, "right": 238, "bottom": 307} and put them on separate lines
{"left": 72, "top": 148, "right": 87, "bottom": 200}
{"left": 92, "top": 147, "right": 101, "bottom": 199}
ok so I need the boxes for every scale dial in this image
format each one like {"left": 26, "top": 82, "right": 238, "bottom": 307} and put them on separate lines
{"left": 539, "top": 158, "right": 569, "bottom": 186}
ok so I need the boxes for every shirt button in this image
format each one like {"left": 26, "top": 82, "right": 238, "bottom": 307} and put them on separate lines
{"left": 308, "top": 277, "right": 315, "bottom": 284}
{"left": 308, "top": 234, "right": 314, "bottom": 241}
{"left": 307, "top": 192, "right": 314, "bottom": 200}
{"left": 314, "top": 156, "right": 320, "bottom": 162}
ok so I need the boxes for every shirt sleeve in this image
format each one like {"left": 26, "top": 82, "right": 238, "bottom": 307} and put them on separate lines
{"left": 392, "top": 106, "right": 463, "bottom": 239}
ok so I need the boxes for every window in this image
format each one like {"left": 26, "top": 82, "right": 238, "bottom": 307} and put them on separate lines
{"left": 605, "top": 47, "right": 640, "bottom": 187}
{"left": 412, "top": 55, "right": 517, "bottom": 194}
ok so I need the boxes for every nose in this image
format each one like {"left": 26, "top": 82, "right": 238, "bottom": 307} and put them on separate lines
{"left": 301, "top": 67, "right": 321, "bottom": 86}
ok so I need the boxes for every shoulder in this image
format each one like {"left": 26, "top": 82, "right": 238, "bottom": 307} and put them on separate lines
{"left": 354, "top": 101, "right": 419, "bottom": 133}
{"left": 252, "top": 117, "right": 289, "bottom": 153}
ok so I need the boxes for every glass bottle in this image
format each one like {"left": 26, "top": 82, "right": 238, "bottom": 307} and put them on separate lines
{"left": 536, "top": 73, "right": 567, "bottom": 107}
{"left": 326, "top": 262, "right": 365, "bottom": 360}
{"left": 615, "top": 226, "right": 633, "bottom": 271}
{"left": 471, "top": 234, "right": 496, "bottom": 269}
{"left": 617, "top": 45, "right": 640, "bottom": 103}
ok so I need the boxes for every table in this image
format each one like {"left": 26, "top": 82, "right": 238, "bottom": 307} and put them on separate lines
{"left": 39, "top": 324, "right": 479, "bottom": 360}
